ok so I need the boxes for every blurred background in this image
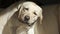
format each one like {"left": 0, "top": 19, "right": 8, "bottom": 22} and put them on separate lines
{"left": 0, "top": 0, "right": 59, "bottom": 8}
{"left": 0, "top": 0, "right": 60, "bottom": 34}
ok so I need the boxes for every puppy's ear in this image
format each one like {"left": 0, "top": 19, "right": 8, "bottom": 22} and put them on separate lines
{"left": 40, "top": 13, "right": 43, "bottom": 24}
{"left": 38, "top": 8, "right": 43, "bottom": 24}
{"left": 17, "top": 4, "right": 23, "bottom": 18}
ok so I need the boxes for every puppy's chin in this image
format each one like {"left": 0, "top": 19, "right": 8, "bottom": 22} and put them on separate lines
{"left": 18, "top": 19, "right": 37, "bottom": 26}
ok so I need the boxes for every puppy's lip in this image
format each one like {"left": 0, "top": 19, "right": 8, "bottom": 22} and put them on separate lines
{"left": 24, "top": 19, "right": 37, "bottom": 26}
{"left": 18, "top": 18, "right": 38, "bottom": 26}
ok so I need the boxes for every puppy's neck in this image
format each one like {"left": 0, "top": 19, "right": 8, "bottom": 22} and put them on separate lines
{"left": 27, "top": 24, "right": 35, "bottom": 34}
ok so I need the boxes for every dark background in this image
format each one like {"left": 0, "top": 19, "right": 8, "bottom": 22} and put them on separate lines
{"left": 0, "top": 0, "right": 60, "bottom": 8}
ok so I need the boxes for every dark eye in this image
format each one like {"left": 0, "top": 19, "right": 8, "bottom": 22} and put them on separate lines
{"left": 33, "top": 12, "right": 37, "bottom": 15}
{"left": 25, "top": 8, "right": 29, "bottom": 10}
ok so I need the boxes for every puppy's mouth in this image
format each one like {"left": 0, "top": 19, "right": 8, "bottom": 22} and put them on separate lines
{"left": 18, "top": 19, "right": 38, "bottom": 26}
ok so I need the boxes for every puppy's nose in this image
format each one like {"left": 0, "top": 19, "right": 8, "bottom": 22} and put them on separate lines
{"left": 24, "top": 16, "right": 30, "bottom": 21}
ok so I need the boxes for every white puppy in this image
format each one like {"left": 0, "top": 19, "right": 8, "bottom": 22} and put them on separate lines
{"left": 0, "top": 1, "right": 43, "bottom": 34}
{"left": 16, "top": 1, "right": 43, "bottom": 34}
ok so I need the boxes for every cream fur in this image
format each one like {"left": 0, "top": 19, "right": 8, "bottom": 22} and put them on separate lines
{"left": 0, "top": 1, "right": 43, "bottom": 34}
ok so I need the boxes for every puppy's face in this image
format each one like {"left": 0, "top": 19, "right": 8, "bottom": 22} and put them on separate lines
{"left": 18, "top": 2, "right": 42, "bottom": 26}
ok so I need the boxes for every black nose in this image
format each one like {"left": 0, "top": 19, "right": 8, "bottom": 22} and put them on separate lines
{"left": 24, "top": 16, "right": 30, "bottom": 21}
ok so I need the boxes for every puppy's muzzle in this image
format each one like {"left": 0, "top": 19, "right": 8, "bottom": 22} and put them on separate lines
{"left": 24, "top": 15, "right": 30, "bottom": 22}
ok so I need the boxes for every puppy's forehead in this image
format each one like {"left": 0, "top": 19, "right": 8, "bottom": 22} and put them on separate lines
{"left": 22, "top": 2, "right": 42, "bottom": 15}
{"left": 23, "top": 2, "right": 42, "bottom": 11}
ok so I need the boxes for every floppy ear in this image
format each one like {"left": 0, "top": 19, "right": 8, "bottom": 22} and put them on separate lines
{"left": 17, "top": 3, "right": 23, "bottom": 18}
{"left": 40, "top": 8, "right": 43, "bottom": 24}
{"left": 39, "top": 12, "right": 43, "bottom": 24}
{"left": 38, "top": 8, "right": 43, "bottom": 24}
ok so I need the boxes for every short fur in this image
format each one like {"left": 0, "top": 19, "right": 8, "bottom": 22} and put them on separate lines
{"left": 0, "top": 1, "right": 43, "bottom": 34}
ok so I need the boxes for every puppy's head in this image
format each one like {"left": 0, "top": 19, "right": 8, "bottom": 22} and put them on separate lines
{"left": 18, "top": 1, "right": 43, "bottom": 26}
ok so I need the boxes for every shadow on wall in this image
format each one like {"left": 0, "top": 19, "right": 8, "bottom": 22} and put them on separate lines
{"left": 42, "top": 4, "right": 59, "bottom": 34}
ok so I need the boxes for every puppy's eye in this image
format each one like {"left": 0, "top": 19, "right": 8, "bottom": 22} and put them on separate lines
{"left": 33, "top": 12, "right": 37, "bottom": 15}
{"left": 25, "top": 8, "right": 28, "bottom": 10}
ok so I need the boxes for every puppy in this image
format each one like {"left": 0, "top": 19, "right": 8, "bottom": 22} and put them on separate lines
{"left": 16, "top": 1, "right": 43, "bottom": 34}
{"left": 0, "top": 1, "right": 43, "bottom": 34}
